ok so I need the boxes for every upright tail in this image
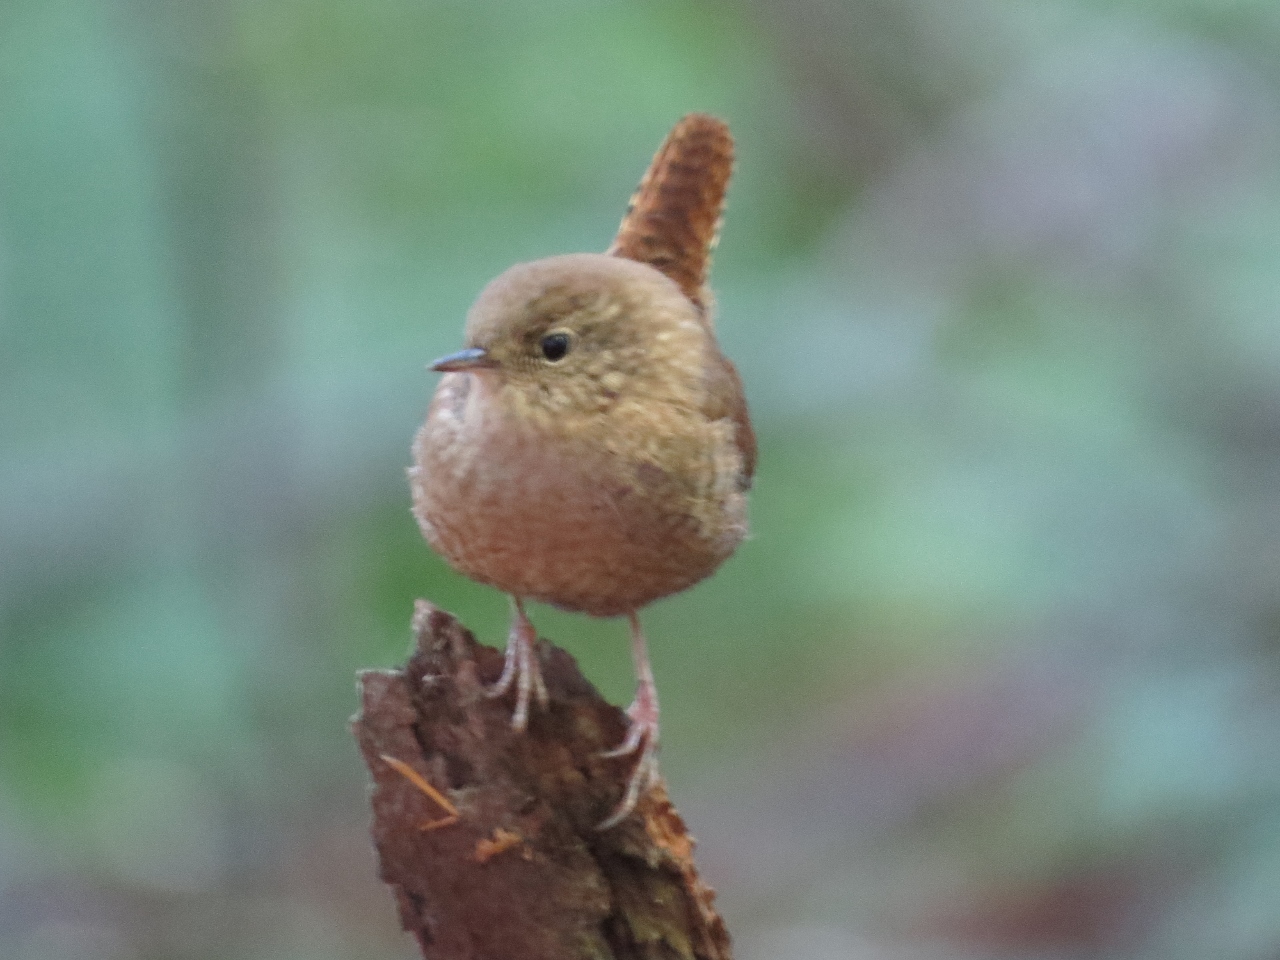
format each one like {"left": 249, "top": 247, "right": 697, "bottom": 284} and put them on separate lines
{"left": 608, "top": 113, "right": 734, "bottom": 319}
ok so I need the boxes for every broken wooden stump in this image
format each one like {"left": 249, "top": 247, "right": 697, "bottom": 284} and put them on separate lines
{"left": 351, "top": 600, "right": 733, "bottom": 960}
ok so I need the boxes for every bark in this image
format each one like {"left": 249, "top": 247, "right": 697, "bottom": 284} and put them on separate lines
{"left": 351, "top": 600, "right": 733, "bottom": 960}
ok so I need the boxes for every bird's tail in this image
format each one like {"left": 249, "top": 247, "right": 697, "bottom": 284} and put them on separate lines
{"left": 608, "top": 113, "right": 734, "bottom": 321}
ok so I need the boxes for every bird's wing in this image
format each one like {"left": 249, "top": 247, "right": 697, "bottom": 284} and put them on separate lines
{"left": 703, "top": 352, "right": 756, "bottom": 490}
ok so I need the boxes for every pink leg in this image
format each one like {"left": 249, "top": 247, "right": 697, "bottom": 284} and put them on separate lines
{"left": 598, "top": 611, "right": 660, "bottom": 829}
{"left": 487, "top": 596, "right": 548, "bottom": 731}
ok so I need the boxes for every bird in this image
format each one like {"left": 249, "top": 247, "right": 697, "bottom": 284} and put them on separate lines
{"left": 409, "top": 113, "right": 754, "bottom": 827}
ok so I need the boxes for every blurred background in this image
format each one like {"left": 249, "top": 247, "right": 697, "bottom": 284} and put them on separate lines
{"left": 4, "top": 0, "right": 1280, "bottom": 958}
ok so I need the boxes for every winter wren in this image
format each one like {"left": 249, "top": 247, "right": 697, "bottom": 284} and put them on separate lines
{"left": 409, "top": 114, "right": 755, "bottom": 827}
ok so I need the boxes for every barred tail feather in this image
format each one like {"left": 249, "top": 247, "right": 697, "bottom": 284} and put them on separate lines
{"left": 608, "top": 114, "right": 734, "bottom": 319}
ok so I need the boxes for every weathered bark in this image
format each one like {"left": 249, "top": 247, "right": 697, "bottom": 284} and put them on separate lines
{"left": 351, "top": 600, "right": 733, "bottom": 960}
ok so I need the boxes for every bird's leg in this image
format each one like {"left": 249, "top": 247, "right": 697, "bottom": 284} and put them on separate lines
{"left": 486, "top": 596, "right": 548, "bottom": 731}
{"left": 598, "top": 611, "right": 661, "bottom": 829}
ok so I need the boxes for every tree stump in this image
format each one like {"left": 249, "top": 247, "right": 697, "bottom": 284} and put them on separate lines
{"left": 351, "top": 600, "right": 733, "bottom": 960}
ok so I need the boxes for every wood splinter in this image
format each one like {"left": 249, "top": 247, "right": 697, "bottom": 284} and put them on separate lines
{"left": 380, "top": 753, "right": 461, "bottom": 831}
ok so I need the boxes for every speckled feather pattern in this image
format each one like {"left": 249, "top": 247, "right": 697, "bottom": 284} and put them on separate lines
{"left": 410, "top": 254, "right": 750, "bottom": 617}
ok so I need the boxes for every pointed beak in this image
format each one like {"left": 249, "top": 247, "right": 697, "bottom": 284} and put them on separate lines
{"left": 429, "top": 347, "right": 498, "bottom": 372}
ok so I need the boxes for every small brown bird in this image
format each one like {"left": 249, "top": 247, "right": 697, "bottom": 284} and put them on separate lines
{"left": 410, "top": 114, "right": 754, "bottom": 827}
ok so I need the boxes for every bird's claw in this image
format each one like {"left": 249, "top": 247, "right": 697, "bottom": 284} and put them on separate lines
{"left": 597, "top": 691, "right": 660, "bottom": 829}
{"left": 487, "top": 600, "right": 548, "bottom": 732}
{"left": 599, "top": 701, "right": 649, "bottom": 758}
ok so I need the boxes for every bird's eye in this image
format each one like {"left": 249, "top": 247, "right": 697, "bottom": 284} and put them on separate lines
{"left": 540, "top": 332, "right": 571, "bottom": 362}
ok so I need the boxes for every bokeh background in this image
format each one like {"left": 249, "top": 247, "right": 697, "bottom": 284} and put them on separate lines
{"left": 4, "top": 0, "right": 1280, "bottom": 958}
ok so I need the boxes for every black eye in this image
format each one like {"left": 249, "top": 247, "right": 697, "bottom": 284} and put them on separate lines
{"left": 540, "top": 332, "right": 571, "bottom": 362}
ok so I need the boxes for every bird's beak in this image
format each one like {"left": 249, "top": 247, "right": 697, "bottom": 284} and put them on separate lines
{"left": 429, "top": 347, "right": 498, "bottom": 372}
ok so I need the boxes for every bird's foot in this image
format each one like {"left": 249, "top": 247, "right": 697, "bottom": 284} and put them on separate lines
{"left": 486, "top": 598, "right": 548, "bottom": 732}
{"left": 598, "top": 683, "right": 660, "bottom": 829}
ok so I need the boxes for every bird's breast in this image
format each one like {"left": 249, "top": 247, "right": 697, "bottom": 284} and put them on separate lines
{"left": 409, "top": 373, "right": 747, "bottom": 616}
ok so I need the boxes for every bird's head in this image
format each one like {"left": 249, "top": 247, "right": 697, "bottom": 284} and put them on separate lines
{"left": 430, "top": 253, "right": 710, "bottom": 421}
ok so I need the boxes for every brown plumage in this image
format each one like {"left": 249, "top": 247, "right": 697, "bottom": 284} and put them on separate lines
{"left": 409, "top": 114, "right": 752, "bottom": 827}
{"left": 608, "top": 112, "right": 735, "bottom": 318}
